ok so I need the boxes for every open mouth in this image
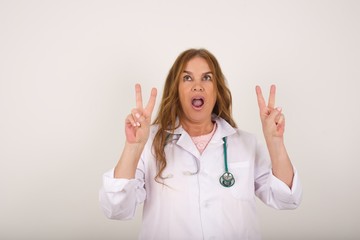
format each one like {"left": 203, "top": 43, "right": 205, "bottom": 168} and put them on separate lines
{"left": 191, "top": 97, "right": 205, "bottom": 109}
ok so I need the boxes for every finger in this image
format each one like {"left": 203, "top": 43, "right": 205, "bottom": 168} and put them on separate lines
{"left": 135, "top": 84, "right": 143, "bottom": 110}
{"left": 126, "top": 114, "right": 137, "bottom": 127}
{"left": 277, "top": 113, "right": 285, "bottom": 125}
{"left": 144, "top": 87, "right": 157, "bottom": 116}
{"left": 131, "top": 109, "right": 142, "bottom": 127}
{"left": 132, "top": 108, "right": 146, "bottom": 122}
{"left": 255, "top": 85, "right": 266, "bottom": 111}
{"left": 273, "top": 107, "right": 283, "bottom": 123}
{"left": 277, "top": 114, "right": 285, "bottom": 132}
{"left": 274, "top": 113, "right": 281, "bottom": 124}
{"left": 268, "top": 84, "right": 276, "bottom": 109}
{"left": 268, "top": 107, "right": 282, "bottom": 123}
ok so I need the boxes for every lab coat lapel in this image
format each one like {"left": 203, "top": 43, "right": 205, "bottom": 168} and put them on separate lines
{"left": 176, "top": 131, "right": 201, "bottom": 159}
{"left": 212, "top": 116, "right": 237, "bottom": 140}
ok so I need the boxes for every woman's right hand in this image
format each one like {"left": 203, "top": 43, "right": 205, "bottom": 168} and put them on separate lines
{"left": 125, "top": 84, "right": 157, "bottom": 145}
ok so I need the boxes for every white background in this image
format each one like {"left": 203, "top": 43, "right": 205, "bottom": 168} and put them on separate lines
{"left": 1, "top": 0, "right": 359, "bottom": 239}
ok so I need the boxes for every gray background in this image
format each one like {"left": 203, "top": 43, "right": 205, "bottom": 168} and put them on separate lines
{"left": 1, "top": 0, "right": 359, "bottom": 239}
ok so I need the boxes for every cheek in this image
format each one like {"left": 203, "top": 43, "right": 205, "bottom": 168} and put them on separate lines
{"left": 178, "top": 93, "right": 185, "bottom": 105}
{"left": 178, "top": 84, "right": 191, "bottom": 97}
{"left": 208, "top": 85, "right": 217, "bottom": 103}
{"left": 178, "top": 87, "right": 187, "bottom": 105}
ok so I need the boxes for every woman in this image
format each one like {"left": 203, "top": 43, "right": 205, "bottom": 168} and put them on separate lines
{"left": 99, "top": 49, "right": 302, "bottom": 240}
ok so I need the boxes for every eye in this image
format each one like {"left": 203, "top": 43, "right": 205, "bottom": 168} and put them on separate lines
{"left": 203, "top": 74, "right": 212, "bottom": 81}
{"left": 183, "top": 75, "right": 192, "bottom": 81}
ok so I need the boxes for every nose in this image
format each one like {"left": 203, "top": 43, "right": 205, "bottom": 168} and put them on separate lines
{"left": 192, "top": 83, "right": 204, "bottom": 92}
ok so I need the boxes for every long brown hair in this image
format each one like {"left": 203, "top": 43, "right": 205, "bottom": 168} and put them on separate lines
{"left": 152, "top": 48, "right": 237, "bottom": 183}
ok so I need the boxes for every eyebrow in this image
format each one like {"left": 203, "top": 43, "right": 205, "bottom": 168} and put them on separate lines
{"left": 183, "top": 70, "right": 213, "bottom": 75}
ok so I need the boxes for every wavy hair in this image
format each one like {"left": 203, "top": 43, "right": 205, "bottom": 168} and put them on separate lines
{"left": 152, "top": 48, "right": 237, "bottom": 183}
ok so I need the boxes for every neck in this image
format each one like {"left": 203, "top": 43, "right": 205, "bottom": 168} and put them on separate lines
{"left": 181, "top": 119, "right": 214, "bottom": 137}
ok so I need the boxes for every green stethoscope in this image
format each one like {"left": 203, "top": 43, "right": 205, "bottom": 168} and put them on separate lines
{"left": 219, "top": 137, "right": 235, "bottom": 187}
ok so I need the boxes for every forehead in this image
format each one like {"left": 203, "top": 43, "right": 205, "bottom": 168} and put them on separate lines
{"left": 183, "top": 57, "right": 212, "bottom": 73}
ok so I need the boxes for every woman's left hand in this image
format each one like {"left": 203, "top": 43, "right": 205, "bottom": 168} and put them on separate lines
{"left": 255, "top": 85, "right": 285, "bottom": 140}
{"left": 256, "top": 85, "right": 294, "bottom": 188}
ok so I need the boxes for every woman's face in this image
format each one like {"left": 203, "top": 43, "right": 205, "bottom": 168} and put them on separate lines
{"left": 178, "top": 57, "right": 217, "bottom": 124}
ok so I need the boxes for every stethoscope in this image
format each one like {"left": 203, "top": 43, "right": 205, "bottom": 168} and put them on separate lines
{"left": 219, "top": 137, "right": 235, "bottom": 187}
{"left": 165, "top": 134, "right": 235, "bottom": 188}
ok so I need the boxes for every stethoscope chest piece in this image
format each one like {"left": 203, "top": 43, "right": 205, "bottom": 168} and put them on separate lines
{"left": 219, "top": 171, "right": 235, "bottom": 187}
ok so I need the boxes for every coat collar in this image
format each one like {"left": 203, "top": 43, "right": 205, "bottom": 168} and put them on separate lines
{"left": 165, "top": 116, "right": 237, "bottom": 159}
{"left": 166, "top": 115, "right": 236, "bottom": 138}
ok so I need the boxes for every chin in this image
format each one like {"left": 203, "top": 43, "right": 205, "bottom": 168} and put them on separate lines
{"left": 187, "top": 112, "right": 212, "bottom": 122}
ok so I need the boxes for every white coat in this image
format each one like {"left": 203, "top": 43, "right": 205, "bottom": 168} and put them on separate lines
{"left": 99, "top": 116, "right": 302, "bottom": 240}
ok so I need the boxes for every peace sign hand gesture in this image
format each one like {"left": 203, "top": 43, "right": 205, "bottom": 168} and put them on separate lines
{"left": 256, "top": 85, "right": 285, "bottom": 140}
{"left": 125, "top": 84, "right": 157, "bottom": 145}
{"left": 255, "top": 85, "right": 295, "bottom": 188}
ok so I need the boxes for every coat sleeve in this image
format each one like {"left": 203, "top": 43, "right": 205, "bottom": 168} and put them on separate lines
{"left": 254, "top": 140, "right": 303, "bottom": 210}
{"left": 99, "top": 157, "right": 146, "bottom": 220}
